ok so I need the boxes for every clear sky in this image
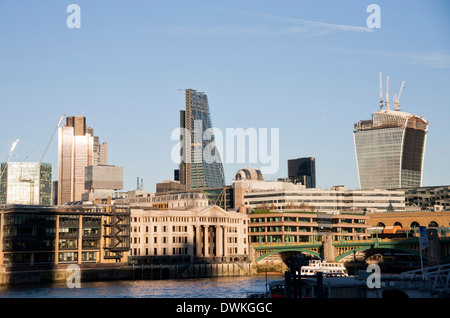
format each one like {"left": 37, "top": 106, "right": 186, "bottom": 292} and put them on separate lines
{"left": 0, "top": 0, "right": 449, "bottom": 192}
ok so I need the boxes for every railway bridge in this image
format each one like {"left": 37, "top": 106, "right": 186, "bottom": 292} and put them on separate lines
{"left": 253, "top": 230, "right": 450, "bottom": 265}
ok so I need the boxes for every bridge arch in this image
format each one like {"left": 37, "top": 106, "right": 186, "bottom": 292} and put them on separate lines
{"left": 257, "top": 248, "right": 321, "bottom": 263}
{"left": 410, "top": 221, "right": 420, "bottom": 229}
{"left": 428, "top": 221, "right": 439, "bottom": 228}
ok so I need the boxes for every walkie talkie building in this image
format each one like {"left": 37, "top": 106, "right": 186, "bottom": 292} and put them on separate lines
{"left": 354, "top": 74, "right": 429, "bottom": 190}
{"left": 179, "top": 89, "right": 225, "bottom": 190}
{"left": 354, "top": 103, "right": 428, "bottom": 190}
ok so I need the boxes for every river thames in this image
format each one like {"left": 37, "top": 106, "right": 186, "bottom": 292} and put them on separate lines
{"left": 0, "top": 275, "right": 283, "bottom": 298}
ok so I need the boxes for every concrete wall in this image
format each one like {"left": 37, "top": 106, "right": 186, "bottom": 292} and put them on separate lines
{"left": 0, "top": 262, "right": 255, "bottom": 286}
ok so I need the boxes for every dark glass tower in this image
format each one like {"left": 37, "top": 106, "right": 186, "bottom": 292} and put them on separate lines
{"left": 287, "top": 157, "right": 316, "bottom": 188}
{"left": 179, "top": 89, "right": 225, "bottom": 190}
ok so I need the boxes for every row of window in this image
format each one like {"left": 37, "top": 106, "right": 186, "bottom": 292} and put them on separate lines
{"left": 249, "top": 226, "right": 367, "bottom": 234}
{"left": 250, "top": 217, "right": 366, "bottom": 224}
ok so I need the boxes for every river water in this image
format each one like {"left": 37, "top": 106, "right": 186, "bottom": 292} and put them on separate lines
{"left": 0, "top": 275, "right": 283, "bottom": 298}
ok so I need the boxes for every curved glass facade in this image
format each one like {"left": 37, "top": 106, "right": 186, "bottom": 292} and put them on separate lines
{"left": 354, "top": 110, "right": 428, "bottom": 189}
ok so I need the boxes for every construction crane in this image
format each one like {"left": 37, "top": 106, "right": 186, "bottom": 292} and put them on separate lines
{"left": 393, "top": 81, "right": 406, "bottom": 111}
{"left": 0, "top": 139, "right": 20, "bottom": 181}
{"left": 40, "top": 114, "right": 65, "bottom": 163}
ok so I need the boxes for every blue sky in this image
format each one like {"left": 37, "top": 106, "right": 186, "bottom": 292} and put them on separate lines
{"left": 0, "top": 0, "right": 449, "bottom": 192}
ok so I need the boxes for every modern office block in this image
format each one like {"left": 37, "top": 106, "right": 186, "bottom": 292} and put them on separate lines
{"left": 233, "top": 179, "right": 405, "bottom": 213}
{"left": 82, "top": 165, "right": 123, "bottom": 201}
{"left": 353, "top": 75, "right": 428, "bottom": 190}
{"left": 179, "top": 89, "right": 225, "bottom": 190}
{"left": 0, "top": 204, "right": 130, "bottom": 266}
{"left": 0, "top": 162, "right": 52, "bottom": 205}
{"left": 399, "top": 185, "right": 450, "bottom": 211}
{"left": 58, "top": 116, "right": 107, "bottom": 204}
{"left": 84, "top": 165, "right": 123, "bottom": 191}
{"left": 287, "top": 157, "right": 316, "bottom": 188}
{"left": 354, "top": 109, "right": 428, "bottom": 189}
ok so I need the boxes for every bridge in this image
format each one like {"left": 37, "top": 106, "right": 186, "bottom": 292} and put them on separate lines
{"left": 253, "top": 231, "right": 450, "bottom": 265}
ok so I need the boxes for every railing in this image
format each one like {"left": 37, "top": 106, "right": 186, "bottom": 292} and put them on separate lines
{"left": 400, "top": 264, "right": 450, "bottom": 292}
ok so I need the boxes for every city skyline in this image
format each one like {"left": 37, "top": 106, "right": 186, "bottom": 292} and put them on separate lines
{"left": 0, "top": 1, "right": 449, "bottom": 193}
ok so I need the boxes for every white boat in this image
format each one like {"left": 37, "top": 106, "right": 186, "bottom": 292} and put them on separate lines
{"left": 299, "top": 260, "right": 348, "bottom": 277}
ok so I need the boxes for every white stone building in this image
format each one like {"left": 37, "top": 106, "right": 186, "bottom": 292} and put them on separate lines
{"left": 129, "top": 205, "right": 249, "bottom": 262}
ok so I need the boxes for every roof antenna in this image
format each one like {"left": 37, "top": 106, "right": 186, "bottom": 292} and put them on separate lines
{"left": 379, "top": 72, "right": 384, "bottom": 110}
{"left": 385, "top": 75, "right": 390, "bottom": 110}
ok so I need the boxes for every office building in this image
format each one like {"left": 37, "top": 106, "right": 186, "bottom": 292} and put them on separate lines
{"left": 248, "top": 211, "right": 370, "bottom": 244}
{"left": 233, "top": 177, "right": 405, "bottom": 213}
{"left": 179, "top": 89, "right": 225, "bottom": 190}
{"left": 82, "top": 165, "right": 123, "bottom": 201}
{"left": 0, "top": 162, "right": 52, "bottom": 205}
{"left": 398, "top": 185, "right": 450, "bottom": 211}
{"left": 0, "top": 204, "right": 130, "bottom": 267}
{"left": 156, "top": 180, "right": 185, "bottom": 193}
{"left": 58, "top": 116, "right": 107, "bottom": 204}
{"left": 287, "top": 157, "right": 316, "bottom": 188}
{"left": 353, "top": 76, "right": 428, "bottom": 189}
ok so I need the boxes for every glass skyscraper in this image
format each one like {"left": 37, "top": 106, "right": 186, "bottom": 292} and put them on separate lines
{"left": 58, "top": 116, "right": 107, "bottom": 205}
{"left": 354, "top": 109, "right": 428, "bottom": 189}
{"left": 287, "top": 157, "right": 316, "bottom": 188}
{"left": 179, "top": 89, "right": 225, "bottom": 190}
{"left": 0, "top": 162, "right": 52, "bottom": 205}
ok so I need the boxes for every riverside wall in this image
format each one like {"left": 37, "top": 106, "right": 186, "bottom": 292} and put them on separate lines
{"left": 0, "top": 262, "right": 256, "bottom": 286}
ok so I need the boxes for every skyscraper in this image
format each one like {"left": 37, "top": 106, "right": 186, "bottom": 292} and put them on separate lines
{"left": 0, "top": 162, "right": 52, "bottom": 205}
{"left": 287, "top": 157, "right": 316, "bottom": 188}
{"left": 179, "top": 89, "right": 225, "bottom": 190}
{"left": 353, "top": 74, "right": 428, "bottom": 189}
{"left": 58, "top": 116, "right": 107, "bottom": 204}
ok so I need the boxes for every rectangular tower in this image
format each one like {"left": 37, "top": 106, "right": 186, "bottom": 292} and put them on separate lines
{"left": 58, "top": 116, "right": 106, "bottom": 204}
{"left": 0, "top": 162, "right": 52, "bottom": 205}
{"left": 287, "top": 157, "right": 316, "bottom": 188}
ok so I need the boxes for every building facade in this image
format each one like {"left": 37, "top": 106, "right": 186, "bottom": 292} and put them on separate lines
{"left": 398, "top": 185, "right": 450, "bottom": 211}
{"left": 248, "top": 211, "right": 370, "bottom": 243}
{"left": 179, "top": 89, "right": 225, "bottom": 190}
{"left": 0, "top": 162, "right": 52, "bottom": 205}
{"left": 354, "top": 109, "right": 428, "bottom": 190}
{"left": 0, "top": 204, "right": 130, "bottom": 267}
{"left": 58, "top": 116, "right": 108, "bottom": 204}
{"left": 234, "top": 180, "right": 405, "bottom": 213}
{"left": 367, "top": 210, "right": 450, "bottom": 232}
{"left": 129, "top": 205, "right": 249, "bottom": 262}
{"left": 156, "top": 180, "right": 185, "bottom": 193}
{"left": 82, "top": 165, "right": 123, "bottom": 201}
{"left": 287, "top": 157, "right": 316, "bottom": 188}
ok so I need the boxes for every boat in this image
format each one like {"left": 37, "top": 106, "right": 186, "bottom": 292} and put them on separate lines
{"left": 299, "top": 260, "right": 348, "bottom": 277}
{"left": 249, "top": 276, "right": 367, "bottom": 298}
